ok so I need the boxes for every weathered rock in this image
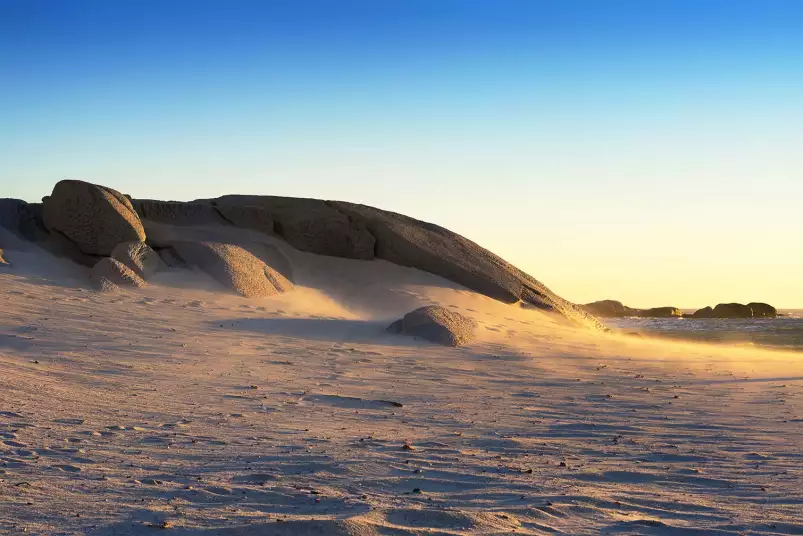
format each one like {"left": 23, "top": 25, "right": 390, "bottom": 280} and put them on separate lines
{"left": 214, "top": 204, "right": 275, "bottom": 235}
{"left": 94, "top": 277, "right": 122, "bottom": 293}
{"left": 111, "top": 241, "right": 161, "bottom": 279}
{"left": 583, "top": 300, "right": 637, "bottom": 317}
{"left": 712, "top": 303, "right": 753, "bottom": 318}
{"left": 0, "top": 199, "right": 48, "bottom": 242}
{"left": 690, "top": 306, "right": 714, "bottom": 318}
{"left": 42, "top": 180, "right": 145, "bottom": 255}
{"left": 641, "top": 307, "right": 682, "bottom": 318}
{"left": 133, "top": 200, "right": 227, "bottom": 227}
{"left": 747, "top": 302, "right": 777, "bottom": 318}
{"left": 0, "top": 248, "right": 10, "bottom": 268}
{"left": 170, "top": 241, "right": 293, "bottom": 298}
{"left": 237, "top": 242, "right": 293, "bottom": 282}
{"left": 205, "top": 196, "right": 375, "bottom": 260}
{"left": 388, "top": 306, "right": 477, "bottom": 347}
{"left": 90, "top": 258, "right": 146, "bottom": 290}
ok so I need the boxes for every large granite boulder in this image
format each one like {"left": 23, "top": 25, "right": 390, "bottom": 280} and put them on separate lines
{"left": 583, "top": 300, "right": 635, "bottom": 317}
{"left": 169, "top": 241, "right": 293, "bottom": 298}
{"left": 203, "top": 196, "right": 375, "bottom": 260}
{"left": 133, "top": 200, "right": 227, "bottom": 227}
{"left": 747, "top": 302, "right": 777, "bottom": 318}
{"left": 388, "top": 306, "right": 477, "bottom": 347}
{"left": 42, "top": 180, "right": 145, "bottom": 255}
{"left": 90, "top": 257, "right": 146, "bottom": 291}
{"left": 712, "top": 303, "right": 753, "bottom": 318}
{"left": 111, "top": 241, "right": 161, "bottom": 279}
{"left": 641, "top": 307, "right": 682, "bottom": 318}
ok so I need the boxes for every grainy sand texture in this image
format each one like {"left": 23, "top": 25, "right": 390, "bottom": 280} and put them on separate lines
{"left": 1, "top": 240, "right": 802, "bottom": 535}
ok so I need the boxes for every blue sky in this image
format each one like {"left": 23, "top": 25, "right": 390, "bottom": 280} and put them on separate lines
{"left": 2, "top": 1, "right": 802, "bottom": 307}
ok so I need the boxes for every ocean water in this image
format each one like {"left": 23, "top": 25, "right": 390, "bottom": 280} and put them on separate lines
{"left": 607, "top": 310, "right": 803, "bottom": 352}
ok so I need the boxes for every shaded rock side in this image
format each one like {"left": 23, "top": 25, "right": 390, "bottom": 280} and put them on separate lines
{"left": 133, "top": 200, "right": 227, "bottom": 227}
{"left": 0, "top": 248, "right": 10, "bottom": 268}
{"left": 111, "top": 241, "right": 161, "bottom": 279}
{"left": 388, "top": 306, "right": 477, "bottom": 347}
{"left": 0, "top": 199, "right": 48, "bottom": 242}
{"left": 747, "top": 302, "right": 777, "bottom": 318}
{"left": 42, "top": 180, "right": 145, "bottom": 255}
{"left": 90, "top": 258, "right": 146, "bottom": 290}
{"left": 202, "top": 196, "right": 375, "bottom": 260}
{"left": 170, "top": 241, "right": 293, "bottom": 298}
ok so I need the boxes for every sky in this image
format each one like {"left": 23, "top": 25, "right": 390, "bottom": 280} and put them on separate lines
{"left": 1, "top": 0, "right": 802, "bottom": 308}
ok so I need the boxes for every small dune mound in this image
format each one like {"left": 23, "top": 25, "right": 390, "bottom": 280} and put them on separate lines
{"left": 388, "top": 305, "right": 477, "bottom": 346}
{"left": 90, "top": 257, "right": 146, "bottom": 290}
{"left": 111, "top": 241, "right": 161, "bottom": 279}
{"left": 170, "top": 241, "right": 293, "bottom": 298}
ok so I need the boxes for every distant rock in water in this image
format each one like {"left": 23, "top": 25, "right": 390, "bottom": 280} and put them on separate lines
{"left": 582, "top": 301, "right": 681, "bottom": 318}
{"left": 388, "top": 306, "right": 477, "bottom": 347}
{"left": 748, "top": 302, "right": 777, "bottom": 318}
{"left": 712, "top": 303, "right": 754, "bottom": 319}
{"left": 642, "top": 307, "right": 683, "bottom": 318}
{"left": 43, "top": 180, "right": 146, "bottom": 256}
{"left": 690, "top": 306, "right": 714, "bottom": 319}
{"left": 169, "top": 241, "right": 293, "bottom": 298}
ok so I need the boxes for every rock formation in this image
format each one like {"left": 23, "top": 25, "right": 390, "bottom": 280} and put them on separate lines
{"left": 388, "top": 306, "right": 477, "bottom": 346}
{"left": 711, "top": 303, "right": 754, "bottom": 318}
{"left": 42, "top": 180, "right": 146, "bottom": 256}
{"left": 90, "top": 258, "right": 146, "bottom": 290}
{"left": 582, "top": 301, "right": 681, "bottom": 318}
{"left": 111, "top": 241, "right": 161, "bottom": 279}
{"left": 747, "top": 302, "right": 777, "bottom": 318}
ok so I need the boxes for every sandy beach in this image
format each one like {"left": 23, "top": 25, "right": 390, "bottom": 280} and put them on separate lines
{"left": 2, "top": 239, "right": 802, "bottom": 535}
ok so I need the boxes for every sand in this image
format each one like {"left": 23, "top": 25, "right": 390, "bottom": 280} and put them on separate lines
{"left": 1, "top": 237, "right": 802, "bottom": 535}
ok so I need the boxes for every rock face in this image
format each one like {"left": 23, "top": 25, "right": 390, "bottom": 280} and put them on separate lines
{"left": 43, "top": 180, "right": 146, "bottom": 255}
{"left": 169, "top": 241, "right": 293, "bottom": 298}
{"left": 748, "top": 302, "right": 777, "bottom": 318}
{"left": 127, "top": 195, "right": 602, "bottom": 329}
{"left": 388, "top": 306, "right": 477, "bottom": 346}
{"left": 206, "top": 196, "right": 375, "bottom": 260}
{"left": 0, "top": 248, "right": 10, "bottom": 268}
{"left": 133, "top": 200, "right": 227, "bottom": 227}
{"left": 0, "top": 199, "right": 48, "bottom": 242}
{"left": 90, "top": 258, "right": 146, "bottom": 290}
{"left": 712, "top": 303, "right": 753, "bottom": 319}
{"left": 111, "top": 242, "right": 161, "bottom": 279}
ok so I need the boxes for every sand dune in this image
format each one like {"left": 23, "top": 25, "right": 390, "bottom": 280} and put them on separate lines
{"left": 1, "top": 242, "right": 802, "bottom": 535}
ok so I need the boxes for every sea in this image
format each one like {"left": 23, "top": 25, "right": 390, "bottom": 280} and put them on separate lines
{"left": 606, "top": 310, "right": 803, "bottom": 352}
